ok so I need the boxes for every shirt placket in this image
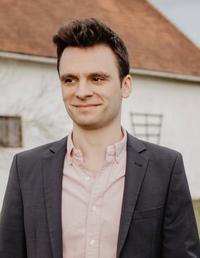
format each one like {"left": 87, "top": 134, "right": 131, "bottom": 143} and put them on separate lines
{"left": 84, "top": 175, "right": 100, "bottom": 257}
{"left": 85, "top": 166, "right": 111, "bottom": 258}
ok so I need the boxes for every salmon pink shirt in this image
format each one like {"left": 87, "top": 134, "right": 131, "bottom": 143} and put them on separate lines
{"left": 62, "top": 129, "right": 127, "bottom": 258}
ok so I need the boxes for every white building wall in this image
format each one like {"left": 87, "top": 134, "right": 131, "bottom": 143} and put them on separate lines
{"left": 0, "top": 58, "right": 71, "bottom": 208}
{"left": 122, "top": 75, "right": 200, "bottom": 198}
{"left": 0, "top": 57, "right": 200, "bottom": 209}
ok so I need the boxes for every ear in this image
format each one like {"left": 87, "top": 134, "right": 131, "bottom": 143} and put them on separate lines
{"left": 121, "top": 74, "right": 133, "bottom": 98}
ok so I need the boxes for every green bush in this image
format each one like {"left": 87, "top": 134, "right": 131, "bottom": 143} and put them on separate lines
{"left": 193, "top": 199, "right": 200, "bottom": 236}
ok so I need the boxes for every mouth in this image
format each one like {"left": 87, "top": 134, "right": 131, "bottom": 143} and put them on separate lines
{"left": 72, "top": 104, "right": 102, "bottom": 108}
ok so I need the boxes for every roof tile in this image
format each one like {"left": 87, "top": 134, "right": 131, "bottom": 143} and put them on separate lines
{"left": 1, "top": 0, "right": 200, "bottom": 76}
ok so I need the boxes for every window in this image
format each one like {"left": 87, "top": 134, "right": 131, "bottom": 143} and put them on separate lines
{"left": 0, "top": 116, "right": 22, "bottom": 147}
{"left": 130, "top": 112, "right": 163, "bottom": 144}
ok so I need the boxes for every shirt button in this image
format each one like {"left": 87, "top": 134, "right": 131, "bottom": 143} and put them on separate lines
{"left": 90, "top": 239, "right": 95, "bottom": 245}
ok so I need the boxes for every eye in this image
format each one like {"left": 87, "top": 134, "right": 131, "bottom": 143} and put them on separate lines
{"left": 92, "top": 76, "right": 104, "bottom": 83}
{"left": 63, "top": 78, "right": 76, "bottom": 85}
{"left": 65, "top": 78, "right": 73, "bottom": 83}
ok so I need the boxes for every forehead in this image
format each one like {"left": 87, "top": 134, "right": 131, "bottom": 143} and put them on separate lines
{"left": 59, "top": 44, "right": 119, "bottom": 76}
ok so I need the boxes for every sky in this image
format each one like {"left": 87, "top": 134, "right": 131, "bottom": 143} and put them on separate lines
{"left": 149, "top": 0, "right": 200, "bottom": 48}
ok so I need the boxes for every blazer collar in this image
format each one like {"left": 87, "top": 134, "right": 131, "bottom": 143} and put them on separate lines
{"left": 116, "top": 133, "right": 149, "bottom": 258}
{"left": 42, "top": 136, "right": 67, "bottom": 258}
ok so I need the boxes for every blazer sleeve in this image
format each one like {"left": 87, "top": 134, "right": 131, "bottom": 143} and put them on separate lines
{"left": 0, "top": 154, "right": 27, "bottom": 258}
{"left": 162, "top": 153, "right": 200, "bottom": 257}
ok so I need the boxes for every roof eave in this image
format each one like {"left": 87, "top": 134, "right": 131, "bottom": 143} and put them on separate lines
{"left": 131, "top": 68, "right": 200, "bottom": 83}
{"left": 0, "top": 51, "right": 56, "bottom": 64}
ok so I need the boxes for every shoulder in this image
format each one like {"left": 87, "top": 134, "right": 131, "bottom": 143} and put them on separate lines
{"left": 127, "top": 132, "right": 181, "bottom": 163}
{"left": 127, "top": 133, "right": 185, "bottom": 182}
{"left": 15, "top": 136, "right": 68, "bottom": 161}
{"left": 12, "top": 137, "right": 68, "bottom": 178}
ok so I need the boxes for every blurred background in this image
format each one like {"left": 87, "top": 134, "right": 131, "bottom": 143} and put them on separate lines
{"left": 0, "top": 0, "right": 200, "bottom": 233}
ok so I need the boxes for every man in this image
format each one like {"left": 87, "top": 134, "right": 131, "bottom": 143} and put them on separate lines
{"left": 0, "top": 18, "right": 199, "bottom": 258}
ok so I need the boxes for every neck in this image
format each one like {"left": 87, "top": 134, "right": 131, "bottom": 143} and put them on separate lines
{"left": 72, "top": 123, "right": 124, "bottom": 159}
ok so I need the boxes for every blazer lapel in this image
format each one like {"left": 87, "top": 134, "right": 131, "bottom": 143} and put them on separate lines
{"left": 42, "top": 137, "right": 68, "bottom": 258}
{"left": 116, "top": 134, "right": 149, "bottom": 258}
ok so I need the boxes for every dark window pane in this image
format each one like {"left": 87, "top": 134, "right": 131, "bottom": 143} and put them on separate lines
{"left": 0, "top": 116, "right": 22, "bottom": 147}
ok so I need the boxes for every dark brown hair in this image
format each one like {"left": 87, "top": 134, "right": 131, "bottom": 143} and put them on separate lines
{"left": 53, "top": 18, "right": 130, "bottom": 81}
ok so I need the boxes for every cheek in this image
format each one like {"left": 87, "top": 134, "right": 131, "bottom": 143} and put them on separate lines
{"left": 110, "top": 90, "right": 122, "bottom": 102}
{"left": 62, "top": 88, "right": 75, "bottom": 101}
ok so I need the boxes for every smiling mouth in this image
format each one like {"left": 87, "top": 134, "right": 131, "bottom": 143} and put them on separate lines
{"left": 72, "top": 104, "right": 101, "bottom": 108}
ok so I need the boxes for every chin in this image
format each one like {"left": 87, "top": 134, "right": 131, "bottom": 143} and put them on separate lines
{"left": 75, "top": 120, "right": 103, "bottom": 130}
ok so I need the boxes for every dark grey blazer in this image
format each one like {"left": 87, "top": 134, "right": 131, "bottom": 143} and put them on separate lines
{"left": 0, "top": 133, "right": 199, "bottom": 258}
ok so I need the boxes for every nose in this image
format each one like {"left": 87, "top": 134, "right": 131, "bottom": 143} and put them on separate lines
{"left": 75, "top": 80, "right": 93, "bottom": 99}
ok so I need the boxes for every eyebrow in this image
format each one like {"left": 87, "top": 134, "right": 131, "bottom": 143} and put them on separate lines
{"left": 60, "top": 72, "right": 111, "bottom": 82}
{"left": 60, "top": 74, "right": 78, "bottom": 82}
{"left": 89, "top": 72, "right": 111, "bottom": 79}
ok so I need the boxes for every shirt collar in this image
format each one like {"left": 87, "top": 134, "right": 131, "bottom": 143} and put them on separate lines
{"left": 105, "top": 128, "right": 127, "bottom": 163}
{"left": 66, "top": 133, "right": 83, "bottom": 165}
{"left": 66, "top": 127, "right": 127, "bottom": 165}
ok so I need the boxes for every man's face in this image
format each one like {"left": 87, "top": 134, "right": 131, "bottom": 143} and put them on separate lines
{"left": 59, "top": 44, "right": 132, "bottom": 130}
